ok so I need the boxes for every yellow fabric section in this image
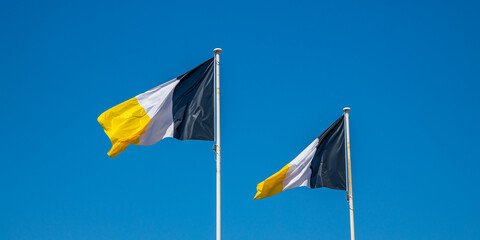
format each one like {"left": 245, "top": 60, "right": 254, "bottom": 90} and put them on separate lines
{"left": 253, "top": 163, "right": 291, "bottom": 200}
{"left": 97, "top": 97, "right": 151, "bottom": 158}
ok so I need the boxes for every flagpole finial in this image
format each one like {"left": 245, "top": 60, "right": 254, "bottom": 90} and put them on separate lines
{"left": 214, "top": 48, "right": 223, "bottom": 53}
{"left": 343, "top": 107, "right": 351, "bottom": 112}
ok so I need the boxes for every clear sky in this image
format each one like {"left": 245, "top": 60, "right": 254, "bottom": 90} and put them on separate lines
{"left": 1, "top": 0, "right": 479, "bottom": 239}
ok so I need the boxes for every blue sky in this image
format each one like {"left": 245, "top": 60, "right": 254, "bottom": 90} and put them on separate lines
{"left": 1, "top": 0, "right": 479, "bottom": 239}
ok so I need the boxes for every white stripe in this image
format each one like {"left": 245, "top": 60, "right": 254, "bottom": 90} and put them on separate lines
{"left": 136, "top": 78, "right": 180, "bottom": 146}
{"left": 282, "top": 138, "right": 319, "bottom": 190}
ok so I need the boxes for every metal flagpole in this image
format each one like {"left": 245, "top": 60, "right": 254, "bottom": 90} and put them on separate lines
{"left": 343, "top": 107, "right": 355, "bottom": 240}
{"left": 214, "top": 48, "right": 222, "bottom": 240}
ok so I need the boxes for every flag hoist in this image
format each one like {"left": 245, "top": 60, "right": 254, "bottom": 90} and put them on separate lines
{"left": 254, "top": 107, "right": 355, "bottom": 240}
{"left": 98, "top": 48, "right": 224, "bottom": 239}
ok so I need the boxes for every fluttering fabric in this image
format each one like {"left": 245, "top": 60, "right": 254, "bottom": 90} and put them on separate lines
{"left": 254, "top": 115, "right": 346, "bottom": 199}
{"left": 98, "top": 58, "right": 214, "bottom": 158}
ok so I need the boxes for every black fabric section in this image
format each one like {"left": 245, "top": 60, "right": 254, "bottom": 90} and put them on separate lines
{"left": 309, "top": 115, "right": 346, "bottom": 190}
{"left": 172, "top": 58, "right": 215, "bottom": 141}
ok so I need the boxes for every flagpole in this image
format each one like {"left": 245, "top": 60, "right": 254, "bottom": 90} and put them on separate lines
{"left": 343, "top": 107, "right": 355, "bottom": 240}
{"left": 214, "top": 48, "right": 222, "bottom": 240}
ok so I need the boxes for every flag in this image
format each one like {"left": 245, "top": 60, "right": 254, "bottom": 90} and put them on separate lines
{"left": 98, "top": 58, "right": 214, "bottom": 158}
{"left": 254, "top": 115, "right": 346, "bottom": 199}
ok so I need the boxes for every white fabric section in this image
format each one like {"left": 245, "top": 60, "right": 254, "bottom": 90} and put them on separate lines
{"left": 282, "top": 138, "right": 320, "bottom": 190}
{"left": 136, "top": 78, "right": 180, "bottom": 146}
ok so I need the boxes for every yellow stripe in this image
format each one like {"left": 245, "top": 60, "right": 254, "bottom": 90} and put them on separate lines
{"left": 97, "top": 97, "right": 151, "bottom": 158}
{"left": 253, "top": 163, "right": 291, "bottom": 200}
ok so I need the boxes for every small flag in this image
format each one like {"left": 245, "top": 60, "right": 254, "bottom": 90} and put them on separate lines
{"left": 254, "top": 115, "right": 346, "bottom": 199}
{"left": 98, "top": 58, "right": 214, "bottom": 158}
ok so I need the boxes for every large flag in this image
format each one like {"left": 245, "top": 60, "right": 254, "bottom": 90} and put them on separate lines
{"left": 98, "top": 58, "right": 215, "bottom": 158}
{"left": 254, "top": 115, "right": 346, "bottom": 199}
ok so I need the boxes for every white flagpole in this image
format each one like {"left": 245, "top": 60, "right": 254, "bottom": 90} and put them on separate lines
{"left": 343, "top": 107, "right": 355, "bottom": 240}
{"left": 214, "top": 48, "right": 222, "bottom": 240}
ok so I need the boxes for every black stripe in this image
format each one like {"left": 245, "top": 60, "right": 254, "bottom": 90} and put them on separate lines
{"left": 309, "top": 115, "right": 346, "bottom": 190}
{"left": 172, "top": 58, "right": 215, "bottom": 141}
